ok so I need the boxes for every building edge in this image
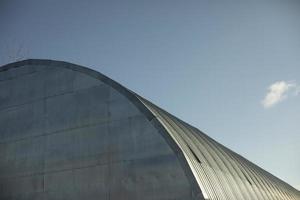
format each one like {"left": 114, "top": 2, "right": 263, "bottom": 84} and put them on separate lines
{"left": 0, "top": 59, "right": 205, "bottom": 200}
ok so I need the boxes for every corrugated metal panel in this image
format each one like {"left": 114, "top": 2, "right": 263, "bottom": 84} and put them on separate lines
{"left": 137, "top": 96, "right": 300, "bottom": 200}
{"left": 1, "top": 59, "right": 299, "bottom": 200}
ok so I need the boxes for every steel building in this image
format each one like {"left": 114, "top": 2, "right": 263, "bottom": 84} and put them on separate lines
{"left": 0, "top": 59, "right": 299, "bottom": 200}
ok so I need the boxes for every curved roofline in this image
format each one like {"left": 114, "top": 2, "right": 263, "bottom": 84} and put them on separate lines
{"left": 0, "top": 59, "right": 204, "bottom": 199}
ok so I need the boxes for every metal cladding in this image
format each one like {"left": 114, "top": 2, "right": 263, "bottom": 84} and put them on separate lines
{"left": 0, "top": 60, "right": 299, "bottom": 200}
{"left": 139, "top": 97, "right": 300, "bottom": 200}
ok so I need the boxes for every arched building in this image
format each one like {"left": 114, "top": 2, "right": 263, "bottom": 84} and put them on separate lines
{"left": 0, "top": 59, "right": 299, "bottom": 200}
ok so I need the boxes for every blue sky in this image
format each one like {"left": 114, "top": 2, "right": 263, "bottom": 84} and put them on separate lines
{"left": 0, "top": 0, "right": 299, "bottom": 189}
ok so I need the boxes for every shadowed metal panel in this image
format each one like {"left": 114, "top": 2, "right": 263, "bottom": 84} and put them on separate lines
{"left": 0, "top": 61, "right": 196, "bottom": 200}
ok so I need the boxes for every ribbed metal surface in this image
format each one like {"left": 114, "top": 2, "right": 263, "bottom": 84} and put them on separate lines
{"left": 1, "top": 59, "right": 299, "bottom": 200}
{"left": 138, "top": 96, "right": 300, "bottom": 200}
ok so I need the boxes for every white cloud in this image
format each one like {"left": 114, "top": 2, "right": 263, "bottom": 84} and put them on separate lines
{"left": 295, "top": 184, "right": 300, "bottom": 191}
{"left": 261, "top": 81, "right": 298, "bottom": 108}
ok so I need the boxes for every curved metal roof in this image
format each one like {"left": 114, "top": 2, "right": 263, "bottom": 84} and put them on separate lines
{"left": 1, "top": 59, "right": 299, "bottom": 200}
{"left": 138, "top": 97, "right": 300, "bottom": 200}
